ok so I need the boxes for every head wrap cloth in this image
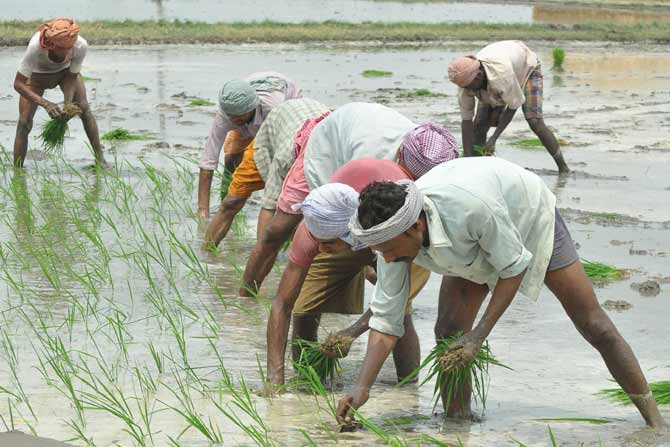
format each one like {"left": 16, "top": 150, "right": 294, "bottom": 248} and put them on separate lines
{"left": 218, "top": 75, "right": 287, "bottom": 117}
{"left": 447, "top": 56, "right": 480, "bottom": 88}
{"left": 349, "top": 180, "right": 424, "bottom": 246}
{"left": 39, "top": 18, "right": 80, "bottom": 50}
{"left": 400, "top": 123, "right": 459, "bottom": 178}
{"left": 292, "top": 183, "right": 364, "bottom": 249}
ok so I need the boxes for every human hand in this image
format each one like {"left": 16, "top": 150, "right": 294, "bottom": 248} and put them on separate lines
{"left": 446, "top": 332, "right": 484, "bottom": 368}
{"left": 43, "top": 101, "right": 63, "bottom": 119}
{"left": 483, "top": 138, "right": 497, "bottom": 155}
{"left": 336, "top": 387, "right": 369, "bottom": 429}
{"left": 320, "top": 333, "right": 354, "bottom": 359}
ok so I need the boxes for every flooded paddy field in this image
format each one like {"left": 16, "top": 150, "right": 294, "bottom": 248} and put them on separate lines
{"left": 0, "top": 42, "right": 669, "bottom": 446}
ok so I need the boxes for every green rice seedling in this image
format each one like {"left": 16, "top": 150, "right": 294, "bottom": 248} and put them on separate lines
{"left": 351, "top": 408, "right": 451, "bottom": 446}
{"left": 0, "top": 328, "right": 36, "bottom": 420}
{"left": 188, "top": 98, "right": 214, "bottom": 106}
{"left": 533, "top": 417, "right": 613, "bottom": 424}
{"left": 399, "top": 89, "right": 434, "bottom": 98}
{"left": 581, "top": 259, "right": 625, "bottom": 282}
{"left": 291, "top": 362, "right": 337, "bottom": 419}
{"left": 362, "top": 69, "right": 393, "bottom": 78}
{"left": 598, "top": 380, "right": 670, "bottom": 405}
{"left": 39, "top": 104, "right": 81, "bottom": 152}
{"left": 101, "top": 128, "right": 156, "bottom": 141}
{"left": 552, "top": 48, "right": 566, "bottom": 70}
{"left": 293, "top": 336, "right": 351, "bottom": 385}
{"left": 219, "top": 168, "right": 234, "bottom": 200}
{"left": 81, "top": 75, "right": 101, "bottom": 82}
{"left": 511, "top": 138, "right": 544, "bottom": 149}
{"left": 399, "top": 333, "right": 510, "bottom": 412}
{"left": 148, "top": 343, "right": 164, "bottom": 374}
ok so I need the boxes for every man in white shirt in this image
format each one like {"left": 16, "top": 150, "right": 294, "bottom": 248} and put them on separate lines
{"left": 13, "top": 18, "right": 106, "bottom": 167}
{"left": 448, "top": 40, "right": 569, "bottom": 173}
{"left": 197, "top": 72, "right": 301, "bottom": 219}
{"left": 238, "top": 102, "right": 458, "bottom": 297}
{"left": 336, "top": 157, "right": 663, "bottom": 429}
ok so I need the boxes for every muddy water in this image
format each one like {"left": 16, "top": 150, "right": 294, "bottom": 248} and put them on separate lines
{"left": 0, "top": 42, "right": 669, "bottom": 446}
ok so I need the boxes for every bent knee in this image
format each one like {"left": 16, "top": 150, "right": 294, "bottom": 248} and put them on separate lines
{"left": 222, "top": 196, "right": 246, "bottom": 212}
{"left": 16, "top": 119, "right": 33, "bottom": 134}
{"left": 579, "top": 317, "right": 620, "bottom": 350}
{"left": 526, "top": 117, "right": 543, "bottom": 131}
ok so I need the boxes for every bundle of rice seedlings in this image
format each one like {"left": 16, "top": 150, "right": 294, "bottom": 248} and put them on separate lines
{"left": 598, "top": 380, "right": 670, "bottom": 405}
{"left": 400, "top": 333, "right": 510, "bottom": 412}
{"left": 553, "top": 47, "right": 566, "bottom": 70}
{"left": 39, "top": 103, "right": 81, "bottom": 152}
{"left": 582, "top": 259, "right": 625, "bottom": 282}
{"left": 294, "top": 335, "right": 353, "bottom": 384}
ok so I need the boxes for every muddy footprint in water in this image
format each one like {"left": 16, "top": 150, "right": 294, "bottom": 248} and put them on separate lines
{"left": 630, "top": 280, "right": 661, "bottom": 297}
{"left": 602, "top": 300, "right": 633, "bottom": 311}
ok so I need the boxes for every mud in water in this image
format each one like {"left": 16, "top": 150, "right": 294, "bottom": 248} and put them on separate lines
{"left": 631, "top": 281, "right": 662, "bottom": 297}
{"left": 0, "top": 42, "right": 669, "bottom": 446}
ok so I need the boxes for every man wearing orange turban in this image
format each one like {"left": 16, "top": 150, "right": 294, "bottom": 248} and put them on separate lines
{"left": 448, "top": 41, "right": 569, "bottom": 173}
{"left": 12, "top": 18, "right": 106, "bottom": 167}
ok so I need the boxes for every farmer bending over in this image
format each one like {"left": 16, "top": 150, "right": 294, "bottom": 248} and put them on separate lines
{"left": 448, "top": 40, "right": 569, "bottom": 173}
{"left": 336, "top": 157, "right": 663, "bottom": 428}
{"left": 265, "top": 159, "right": 440, "bottom": 393}
{"left": 203, "top": 98, "right": 328, "bottom": 248}
{"left": 239, "top": 102, "right": 458, "bottom": 297}
{"left": 13, "top": 18, "right": 106, "bottom": 167}
{"left": 197, "top": 72, "right": 301, "bottom": 219}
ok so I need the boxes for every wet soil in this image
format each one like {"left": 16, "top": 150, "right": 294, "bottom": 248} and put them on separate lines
{"left": 0, "top": 42, "right": 668, "bottom": 446}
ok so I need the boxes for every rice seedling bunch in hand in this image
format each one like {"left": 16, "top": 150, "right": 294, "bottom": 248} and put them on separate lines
{"left": 400, "top": 333, "right": 510, "bottom": 413}
{"left": 294, "top": 334, "right": 353, "bottom": 384}
{"left": 39, "top": 103, "right": 81, "bottom": 152}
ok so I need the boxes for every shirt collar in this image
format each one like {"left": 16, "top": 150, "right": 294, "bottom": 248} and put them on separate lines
{"left": 422, "top": 195, "right": 452, "bottom": 249}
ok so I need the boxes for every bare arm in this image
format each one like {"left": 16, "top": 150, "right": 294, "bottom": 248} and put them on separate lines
{"left": 461, "top": 120, "right": 474, "bottom": 157}
{"left": 266, "top": 262, "right": 309, "bottom": 387}
{"left": 486, "top": 107, "right": 517, "bottom": 146}
{"left": 61, "top": 71, "right": 79, "bottom": 105}
{"left": 336, "top": 329, "right": 397, "bottom": 424}
{"left": 198, "top": 169, "right": 214, "bottom": 219}
{"left": 239, "top": 210, "right": 302, "bottom": 296}
{"left": 14, "top": 72, "right": 61, "bottom": 118}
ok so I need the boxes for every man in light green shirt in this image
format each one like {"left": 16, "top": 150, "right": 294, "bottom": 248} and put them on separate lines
{"left": 336, "top": 157, "right": 663, "bottom": 429}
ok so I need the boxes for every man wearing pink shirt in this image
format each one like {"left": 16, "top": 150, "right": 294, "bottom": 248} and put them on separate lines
{"left": 265, "top": 158, "right": 434, "bottom": 391}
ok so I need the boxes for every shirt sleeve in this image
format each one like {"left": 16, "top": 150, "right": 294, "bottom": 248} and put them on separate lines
{"left": 458, "top": 88, "right": 477, "bottom": 121}
{"left": 68, "top": 38, "right": 87, "bottom": 74}
{"left": 288, "top": 222, "right": 320, "bottom": 268}
{"left": 475, "top": 205, "right": 532, "bottom": 279}
{"left": 199, "top": 112, "right": 232, "bottom": 171}
{"left": 18, "top": 40, "right": 37, "bottom": 77}
{"left": 368, "top": 258, "right": 411, "bottom": 337}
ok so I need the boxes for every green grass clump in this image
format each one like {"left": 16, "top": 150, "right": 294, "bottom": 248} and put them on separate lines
{"left": 581, "top": 259, "right": 625, "bottom": 282}
{"left": 362, "top": 69, "right": 393, "bottom": 78}
{"left": 400, "top": 333, "right": 510, "bottom": 412}
{"left": 294, "top": 335, "right": 352, "bottom": 384}
{"left": 553, "top": 47, "right": 566, "bottom": 70}
{"left": 512, "top": 138, "right": 545, "bottom": 149}
{"left": 189, "top": 98, "right": 214, "bottom": 106}
{"left": 399, "top": 88, "right": 434, "bottom": 98}
{"left": 101, "top": 128, "right": 155, "bottom": 141}
{"left": 599, "top": 380, "right": 670, "bottom": 405}
{"left": 39, "top": 104, "right": 81, "bottom": 152}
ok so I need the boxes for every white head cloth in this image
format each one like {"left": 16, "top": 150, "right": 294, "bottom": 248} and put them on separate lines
{"left": 349, "top": 179, "right": 424, "bottom": 246}
{"left": 292, "top": 183, "right": 365, "bottom": 249}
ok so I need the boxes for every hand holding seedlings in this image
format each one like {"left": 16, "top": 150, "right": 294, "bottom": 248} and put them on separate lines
{"left": 320, "top": 334, "right": 354, "bottom": 360}
{"left": 445, "top": 332, "right": 484, "bottom": 368}
{"left": 43, "top": 100, "right": 63, "bottom": 119}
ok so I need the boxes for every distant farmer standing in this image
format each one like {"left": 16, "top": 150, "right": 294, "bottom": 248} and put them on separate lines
{"left": 13, "top": 18, "right": 106, "bottom": 167}
{"left": 197, "top": 72, "right": 301, "bottom": 219}
{"left": 448, "top": 40, "right": 569, "bottom": 173}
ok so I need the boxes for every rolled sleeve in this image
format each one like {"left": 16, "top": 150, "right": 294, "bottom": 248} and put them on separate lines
{"left": 477, "top": 208, "right": 532, "bottom": 278}
{"left": 369, "top": 258, "right": 411, "bottom": 338}
{"left": 458, "top": 88, "right": 476, "bottom": 121}
{"left": 199, "top": 112, "right": 232, "bottom": 171}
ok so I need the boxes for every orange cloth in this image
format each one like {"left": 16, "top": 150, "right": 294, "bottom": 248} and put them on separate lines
{"left": 39, "top": 18, "right": 80, "bottom": 50}
{"left": 227, "top": 141, "right": 265, "bottom": 197}
{"left": 223, "top": 129, "right": 254, "bottom": 156}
